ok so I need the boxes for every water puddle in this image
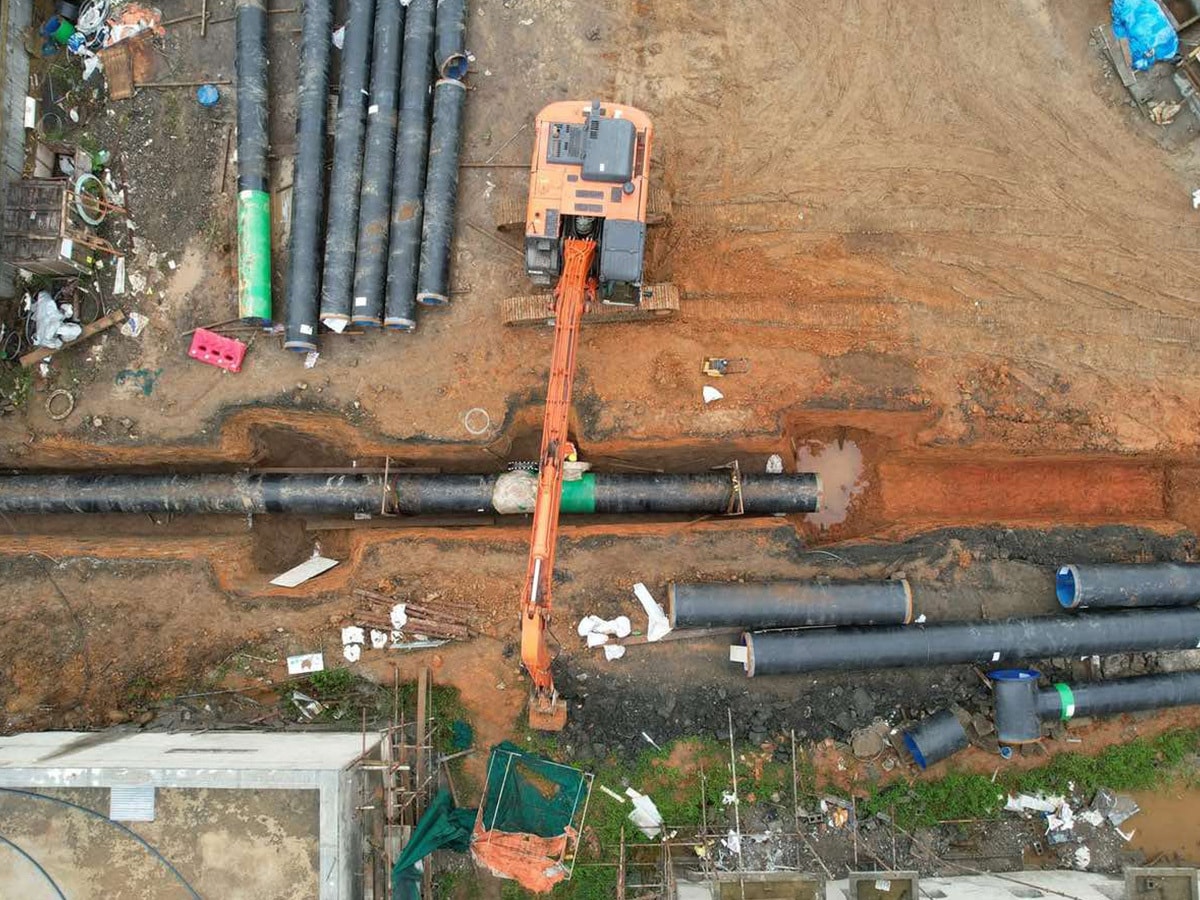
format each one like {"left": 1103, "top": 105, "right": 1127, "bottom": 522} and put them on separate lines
{"left": 795, "top": 439, "right": 866, "bottom": 528}
{"left": 1128, "top": 787, "right": 1200, "bottom": 865}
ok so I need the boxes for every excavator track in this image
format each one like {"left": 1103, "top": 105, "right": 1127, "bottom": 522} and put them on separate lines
{"left": 502, "top": 282, "right": 680, "bottom": 327}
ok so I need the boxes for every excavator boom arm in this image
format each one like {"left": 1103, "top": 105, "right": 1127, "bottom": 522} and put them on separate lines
{"left": 521, "top": 238, "right": 597, "bottom": 730}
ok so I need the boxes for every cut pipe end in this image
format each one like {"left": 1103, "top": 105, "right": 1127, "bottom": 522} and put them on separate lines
{"left": 384, "top": 317, "right": 416, "bottom": 331}
{"left": 416, "top": 292, "right": 449, "bottom": 306}
{"left": 741, "top": 633, "right": 755, "bottom": 676}
{"left": 666, "top": 582, "right": 677, "bottom": 628}
{"left": 900, "top": 578, "right": 914, "bottom": 624}
{"left": 902, "top": 731, "right": 928, "bottom": 769}
{"left": 283, "top": 339, "right": 318, "bottom": 352}
{"left": 350, "top": 315, "right": 383, "bottom": 327}
{"left": 439, "top": 55, "right": 469, "bottom": 80}
{"left": 1056, "top": 565, "right": 1080, "bottom": 609}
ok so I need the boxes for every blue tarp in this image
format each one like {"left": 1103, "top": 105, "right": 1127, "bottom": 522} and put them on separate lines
{"left": 1112, "top": 0, "right": 1179, "bottom": 71}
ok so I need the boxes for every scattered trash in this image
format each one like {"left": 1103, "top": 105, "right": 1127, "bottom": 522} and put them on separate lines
{"left": 626, "top": 787, "right": 664, "bottom": 839}
{"left": 721, "top": 829, "right": 741, "bottom": 854}
{"left": 1074, "top": 845, "right": 1091, "bottom": 869}
{"left": 303, "top": 350, "right": 320, "bottom": 369}
{"left": 765, "top": 453, "right": 784, "bottom": 474}
{"left": 598, "top": 785, "right": 625, "bottom": 803}
{"left": 632, "top": 583, "right": 671, "bottom": 642}
{"left": 343, "top": 643, "right": 362, "bottom": 662}
{"left": 188, "top": 327, "right": 248, "bottom": 373}
{"left": 44, "top": 388, "right": 75, "bottom": 421}
{"left": 1078, "top": 808, "right": 1105, "bottom": 827}
{"left": 641, "top": 731, "right": 662, "bottom": 751}
{"left": 391, "top": 603, "right": 408, "bottom": 630}
{"left": 292, "top": 690, "right": 326, "bottom": 719}
{"left": 1150, "top": 99, "right": 1182, "bottom": 125}
{"left": 119, "top": 310, "right": 147, "bottom": 337}
{"left": 32, "top": 290, "right": 82, "bottom": 348}
{"left": 113, "top": 256, "right": 126, "bottom": 294}
{"left": 576, "top": 614, "right": 632, "bottom": 649}
{"left": 702, "top": 385, "right": 724, "bottom": 404}
{"left": 341, "top": 625, "right": 365, "bottom": 646}
{"left": 1005, "top": 793, "right": 1063, "bottom": 814}
{"left": 196, "top": 84, "right": 221, "bottom": 108}
{"left": 603, "top": 644, "right": 626, "bottom": 661}
{"left": 370, "top": 629, "right": 389, "bottom": 649}
{"left": 286, "top": 652, "right": 325, "bottom": 675}
{"left": 1091, "top": 788, "right": 1140, "bottom": 827}
{"left": 270, "top": 555, "right": 340, "bottom": 587}
{"left": 702, "top": 357, "right": 749, "bottom": 377}
{"left": 331, "top": 24, "right": 345, "bottom": 49}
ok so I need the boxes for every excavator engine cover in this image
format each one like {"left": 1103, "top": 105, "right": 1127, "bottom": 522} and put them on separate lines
{"left": 600, "top": 219, "right": 645, "bottom": 284}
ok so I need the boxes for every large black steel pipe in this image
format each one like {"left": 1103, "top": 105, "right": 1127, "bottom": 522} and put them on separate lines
{"left": 903, "top": 709, "right": 968, "bottom": 770}
{"left": 383, "top": 0, "right": 435, "bottom": 330}
{"left": 1056, "top": 563, "right": 1200, "bottom": 610}
{"left": 668, "top": 579, "right": 912, "bottom": 629}
{"left": 587, "top": 472, "right": 820, "bottom": 515}
{"left": 0, "top": 473, "right": 820, "bottom": 517}
{"left": 235, "top": 0, "right": 272, "bottom": 323}
{"left": 740, "top": 608, "right": 1200, "bottom": 677}
{"left": 319, "top": 0, "right": 376, "bottom": 329}
{"left": 414, "top": 77, "right": 465, "bottom": 306}
{"left": 433, "top": 0, "right": 467, "bottom": 79}
{"left": 993, "top": 670, "right": 1200, "bottom": 740}
{"left": 351, "top": 0, "right": 405, "bottom": 326}
{"left": 283, "top": 0, "right": 334, "bottom": 351}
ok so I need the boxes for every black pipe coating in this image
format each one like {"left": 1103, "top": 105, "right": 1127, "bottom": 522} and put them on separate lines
{"left": 741, "top": 608, "right": 1200, "bottom": 677}
{"left": 351, "top": 0, "right": 405, "bottom": 325}
{"left": 903, "top": 709, "right": 968, "bottom": 770}
{"left": 990, "top": 669, "right": 1042, "bottom": 744}
{"left": 433, "top": 0, "right": 467, "bottom": 79}
{"left": 319, "top": 0, "right": 376, "bottom": 327}
{"left": 0, "top": 473, "right": 821, "bottom": 516}
{"left": 234, "top": 1, "right": 269, "bottom": 197}
{"left": 1056, "top": 563, "right": 1200, "bottom": 610}
{"left": 283, "top": 0, "right": 334, "bottom": 351}
{"left": 384, "top": 0, "right": 435, "bottom": 329}
{"left": 589, "top": 473, "right": 820, "bottom": 515}
{"left": 667, "top": 579, "right": 911, "bottom": 629}
{"left": 414, "top": 77, "right": 465, "bottom": 305}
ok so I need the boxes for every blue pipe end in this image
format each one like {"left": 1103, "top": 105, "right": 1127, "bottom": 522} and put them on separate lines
{"left": 1056, "top": 565, "right": 1079, "bottom": 608}
{"left": 990, "top": 668, "right": 1041, "bottom": 683}
{"left": 902, "top": 731, "right": 928, "bottom": 770}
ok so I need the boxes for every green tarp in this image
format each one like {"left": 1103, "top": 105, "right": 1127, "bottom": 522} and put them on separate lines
{"left": 479, "top": 741, "right": 588, "bottom": 839}
{"left": 391, "top": 790, "right": 476, "bottom": 900}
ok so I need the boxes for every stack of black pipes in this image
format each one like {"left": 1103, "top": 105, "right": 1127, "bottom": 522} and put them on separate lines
{"left": 287, "top": 0, "right": 468, "bottom": 347}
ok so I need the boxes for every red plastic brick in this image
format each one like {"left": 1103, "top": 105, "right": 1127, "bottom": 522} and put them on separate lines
{"left": 188, "top": 328, "right": 247, "bottom": 373}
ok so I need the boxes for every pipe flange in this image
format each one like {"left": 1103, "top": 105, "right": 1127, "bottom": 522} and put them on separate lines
{"left": 463, "top": 407, "right": 490, "bottom": 435}
{"left": 45, "top": 389, "right": 75, "bottom": 421}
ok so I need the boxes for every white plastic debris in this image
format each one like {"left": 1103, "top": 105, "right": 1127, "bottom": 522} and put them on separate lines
{"left": 1078, "top": 809, "right": 1104, "bottom": 827}
{"left": 1074, "top": 846, "right": 1091, "bottom": 869}
{"left": 586, "top": 632, "right": 609, "bottom": 648}
{"left": 577, "top": 614, "right": 631, "bottom": 639}
{"left": 331, "top": 24, "right": 345, "bottom": 48}
{"left": 323, "top": 316, "right": 349, "bottom": 333}
{"left": 598, "top": 784, "right": 625, "bottom": 803}
{"left": 722, "top": 791, "right": 738, "bottom": 806}
{"left": 343, "top": 643, "right": 362, "bottom": 663}
{"left": 721, "top": 830, "right": 741, "bottom": 854}
{"left": 915, "top": 614, "right": 927, "bottom": 624}
{"left": 119, "top": 310, "right": 147, "bottom": 338}
{"left": 341, "top": 625, "right": 365, "bottom": 646}
{"left": 702, "top": 385, "right": 724, "bottom": 404}
{"left": 113, "top": 257, "right": 126, "bottom": 295}
{"left": 304, "top": 350, "right": 320, "bottom": 369}
{"left": 370, "top": 629, "right": 389, "bottom": 650}
{"left": 286, "top": 652, "right": 325, "bottom": 675}
{"left": 633, "top": 583, "right": 671, "bottom": 642}
{"left": 271, "top": 555, "right": 339, "bottom": 587}
{"left": 391, "top": 604, "right": 408, "bottom": 630}
{"left": 604, "top": 645, "right": 626, "bottom": 661}
{"left": 626, "top": 788, "right": 664, "bottom": 839}
{"left": 1193, "top": 188, "right": 1200, "bottom": 210}
{"left": 1046, "top": 801, "right": 1075, "bottom": 833}
{"left": 765, "top": 453, "right": 784, "bottom": 474}
{"left": 1005, "top": 793, "right": 1062, "bottom": 814}
{"left": 32, "top": 291, "right": 81, "bottom": 349}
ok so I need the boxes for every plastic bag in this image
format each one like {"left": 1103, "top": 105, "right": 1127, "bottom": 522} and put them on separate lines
{"left": 1112, "top": 0, "right": 1179, "bottom": 71}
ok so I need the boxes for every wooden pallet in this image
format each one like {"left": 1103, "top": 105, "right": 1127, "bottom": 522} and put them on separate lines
{"left": 501, "top": 282, "right": 680, "bottom": 327}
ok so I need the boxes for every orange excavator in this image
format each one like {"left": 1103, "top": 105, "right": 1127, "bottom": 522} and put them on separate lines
{"left": 515, "top": 101, "right": 670, "bottom": 730}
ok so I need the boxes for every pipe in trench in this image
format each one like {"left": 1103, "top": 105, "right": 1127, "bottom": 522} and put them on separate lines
{"left": 990, "top": 668, "right": 1042, "bottom": 744}
{"left": 351, "top": 0, "right": 405, "bottom": 326}
{"left": 383, "top": 0, "right": 435, "bottom": 330}
{"left": 1056, "top": 563, "right": 1200, "bottom": 610}
{"left": 667, "top": 579, "right": 912, "bottom": 629}
{"left": 282, "top": 0, "right": 333, "bottom": 351}
{"left": 235, "top": 0, "right": 271, "bottom": 323}
{"left": 433, "top": 0, "right": 467, "bottom": 79}
{"left": 318, "top": 0, "right": 376, "bottom": 329}
{"left": 0, "top": 472, "right": 821, "bottom": 516}
{"left": 993, "top": 669, "right": 1200, "bottom": 742}
{"left": 902, "top": 709, "right": 968, "bottom": 770}
{"left": 740, "top": 608, "right": 1200, "bottom": 677}
{"left": 414, "top": 77, "right": 465, "bottom": 305}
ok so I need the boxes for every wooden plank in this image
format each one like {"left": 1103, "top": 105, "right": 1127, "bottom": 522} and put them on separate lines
{"left": 20, "top": 309, "right": 126, "bottom": 368}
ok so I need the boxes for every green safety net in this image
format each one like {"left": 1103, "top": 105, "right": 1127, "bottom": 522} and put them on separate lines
{"left": 479, "top": 741, "right": 587, "bottom": 839}
{"left": 391, "top": 790, "right": 477, "bottom": 900}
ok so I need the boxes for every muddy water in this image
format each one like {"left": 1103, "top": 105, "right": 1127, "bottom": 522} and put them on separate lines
{"left": 1128, "top": 787, "right": 1200, "bottom": 865}
{"left": 795, "top": 439, "right": 866, "bottom": 528}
